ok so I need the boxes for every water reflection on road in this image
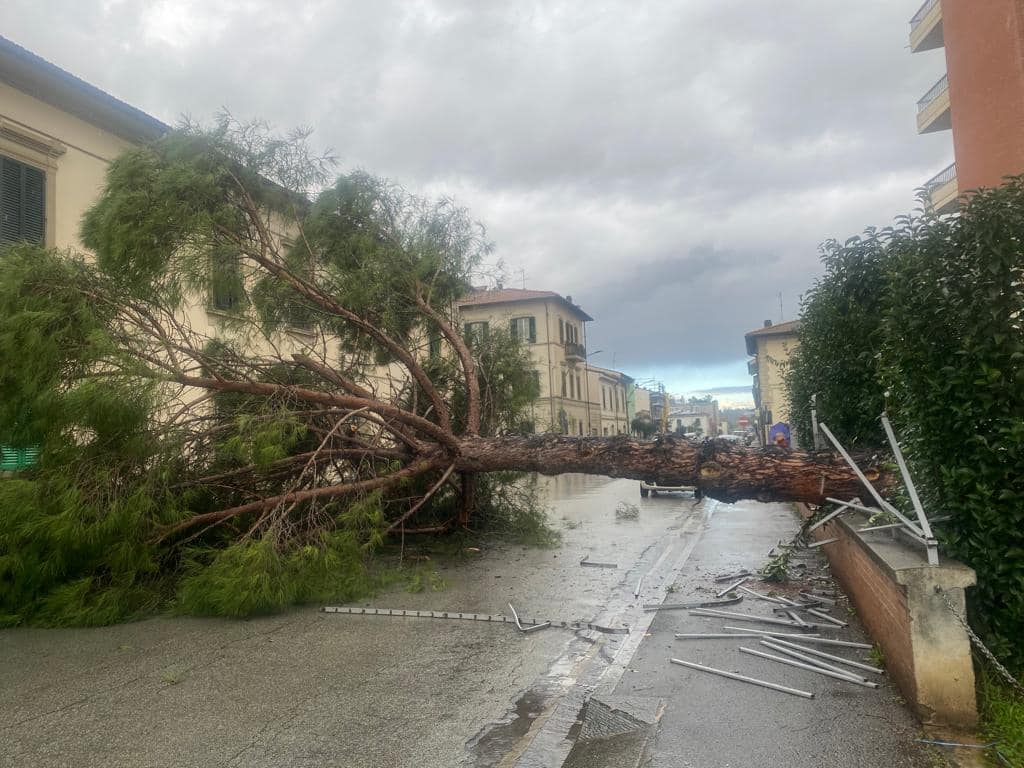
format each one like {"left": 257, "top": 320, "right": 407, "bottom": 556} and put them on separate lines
{"left": 465, "top": 474, "right": 708, "bottom": 767}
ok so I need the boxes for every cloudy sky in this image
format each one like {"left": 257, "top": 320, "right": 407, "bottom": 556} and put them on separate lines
{"left": 2, "top": 1, "right": 952, "bottom": 400}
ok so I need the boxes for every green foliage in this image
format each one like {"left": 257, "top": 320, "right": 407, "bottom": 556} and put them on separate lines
{"left": 176, "top": 531, "right": 376, "bottom": 618}
{"left": 472, "top": 473, "right": 560, "bottom": 547}
{"left": 786, "top": 234, "right": 889, "bottom": 449}
{"left": 0, "top": 118, "right": 542, "bottom": 627}
{"left": 977, "top": 666, "right": 1024, "bottom": 767}
{"left": 787, "top": 177, "right": 1024, "bottom": 671}
{"left": 760, "top": 544, "right": 793, "bottom": 583}
{"left": 631, "top": 414, "right": 657, "bottom": 438}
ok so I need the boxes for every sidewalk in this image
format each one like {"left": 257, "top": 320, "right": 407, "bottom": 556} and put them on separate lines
{"left": 582, "top": 500, "right": 940, "bottom": 768}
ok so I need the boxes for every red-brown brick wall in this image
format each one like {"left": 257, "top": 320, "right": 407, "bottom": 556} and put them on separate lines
{"left": 942, "top": 0, "right": 1024, "bottom": 193}
{"left": 796, "top": 505, "right": 917, "bottom": 704}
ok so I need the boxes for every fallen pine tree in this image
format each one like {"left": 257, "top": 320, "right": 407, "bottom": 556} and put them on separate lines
{"left": 0, "top": 119, "right": 891, "bottom": 624}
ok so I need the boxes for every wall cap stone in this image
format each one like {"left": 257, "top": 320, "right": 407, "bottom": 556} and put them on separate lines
{"left": 833, "top": 511, "right": 976, "bottom": 590}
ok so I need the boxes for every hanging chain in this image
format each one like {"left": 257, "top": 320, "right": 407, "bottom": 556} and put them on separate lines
{"left": 937, "top": 588, "right": 1024, "bottom": 697}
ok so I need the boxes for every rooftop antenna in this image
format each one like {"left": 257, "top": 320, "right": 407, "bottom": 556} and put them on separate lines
{"left": 516, "top": 268, "right": 527, "bottom": 289}
{"left": 778, "top": 291, "right": 784, "bottom": 322}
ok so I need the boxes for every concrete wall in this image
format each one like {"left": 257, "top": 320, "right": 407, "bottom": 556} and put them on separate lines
{"left": 798, "top": 504, "right": 977, "bottom": 726}
{"left": 943, "top": 0, "right": 1024, "bottom": 193}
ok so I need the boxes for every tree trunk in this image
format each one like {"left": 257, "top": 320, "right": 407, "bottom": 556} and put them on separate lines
{"left": 448, "top": 435, "right": 894, "bottom": 505}
{"left": 458, "top": 472, "right": 477, "bottom": 526}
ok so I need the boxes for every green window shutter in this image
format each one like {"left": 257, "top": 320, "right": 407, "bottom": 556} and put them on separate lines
{"left": 509, "top": 318, "right": 518, "bottom": 339}
{"left": 22, "top": 163, "right": 45, "bottom": 243}
{"left": 528, "top": 317, "right": 536, "bottom": 343}
{"left": 1, "top": 156, "right": 46, "bottom": 246}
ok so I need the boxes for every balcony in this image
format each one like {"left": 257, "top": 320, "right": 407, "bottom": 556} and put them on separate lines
{"left": 747, "top": 358, "right": 758, "bottom": 376}
{"left": 564, "top": 341, "right": 586, "bottom": 364}
{"left": 910, "top": 0, "right": 943, "bottom": 52}
{"left": 924, "top": 162, "right": 958, "bottom": 215}
{"left": 916, "top": 74, "right": 951, "bottom": 133}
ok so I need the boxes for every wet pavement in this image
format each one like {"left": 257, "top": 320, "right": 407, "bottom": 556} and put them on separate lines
{"left": 0, "top": 475, "right": 935, "bottom": 767}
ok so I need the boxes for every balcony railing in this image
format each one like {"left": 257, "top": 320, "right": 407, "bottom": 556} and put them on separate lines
{"left": 564, "top": 341, "right": 586, "bottom": 362}
{"left": 925, "top": 162, "right": 956, "bottom": 189}
{"left": 917, "top": 73, "right": 949, "bottom": 113}
{"left": 910, "top": 0, "right": 939, "bottom": 31}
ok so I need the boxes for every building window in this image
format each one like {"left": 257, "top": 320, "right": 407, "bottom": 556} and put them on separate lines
{"left": 510, "top": 316, "right": 536, "bottom": 343}
{"left": 561, "top": 371, "right": 567, "bottom": 397}
{"left": 463, "top": 321, "right": 489, "bottom": 343}
{"left": 210, "top": 248, "right": 243, "bottom": 311}
{"left": 576, "top": 374, "right": 582, "bottom": 401}
{"left": 602, "top": 388, "right": 607, "bottom": 409}
{"left": 428, "top": 331, "right": 442, "bottom": 358}
{"left": 1, "top": 155, "right": 45, "bottom": 246}
{"left": 559, "top": 318, "right": 565, "bottom": 343}
{"left": 603, "top": 427, "right": 608, "bottom": 436}
{"left": 569, "top": 372, "right": 575, "bottom": 399}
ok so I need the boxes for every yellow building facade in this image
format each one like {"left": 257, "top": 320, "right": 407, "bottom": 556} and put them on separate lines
{"left": 745, "top": 319, "right": 800, "bottom": 446}
{"left": 458, "top": 288, "right": 604, "bottom": 435}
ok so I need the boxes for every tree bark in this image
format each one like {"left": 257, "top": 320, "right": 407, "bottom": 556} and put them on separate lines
{"left": 448, "top": 435, "right": 894, "bottom": 505}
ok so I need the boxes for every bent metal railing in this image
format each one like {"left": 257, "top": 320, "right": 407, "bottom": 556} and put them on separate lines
{"left": 910, "top": 0, "right": 939, "bottom": 30}
{"left": 925, "top": 161, "right": 956, "bottom": 190}
{"left": 917, "top": 73, "right": 949, "bottom": 113}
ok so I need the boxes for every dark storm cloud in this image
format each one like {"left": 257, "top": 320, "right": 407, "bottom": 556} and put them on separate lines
{"left": 1, "top": 1, "right": 952, "bottom": 382}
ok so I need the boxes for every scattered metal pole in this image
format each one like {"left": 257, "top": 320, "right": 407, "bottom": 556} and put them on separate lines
{"left": 713, "top": 570, "right": 752, "bottom": 583}
{"left": 674, "top": 632, "right": 821, "bottom": 640}
{"left": 805, "top": 608, "right": 847, "bottom": 628}
{"left": 880, "top": 413, "right": 935, "bottom": 543}
{"left": 810, "top": 393, "right": 823, "bottom": 450}
{"left": 643, "top": 596, "right": 742, "bottom": 611}
{"left": 823, "top": 496, "right": 925, "bottom": 539}
{"left": 818, "top": 424, "right": 925, "bottom": 536}
{"left": 634, "top": 575, "right": 643, "bottom": 598}
{"left": 798, "top": 591, "right": 837, "bottom": 606}
{"left": 739, "top": 646, "right": 879, "bottom": 689}
{"left": 580, "top": 557, "right": 617, "bottom": 568}
{"left": 765, "top": 637, "right": 884, "bottom": 675}
{"left": 858, "top": 522, "right": 909, "bottom": 532}
{"left": 715, "top": 576, "right": 750, "bottom": 598}
{"left": 759, "top": 640, "right": 868, "bottom": 681}
{"left": 786, "top": 610, "right": 810, "bottom": 628}
{"left": 806, "top": 537, "right": 840, "bottom": 548}
{"left": 914, "top": 739, "right": 999, "bottom": 750}
{"left": 321, "top": 606, "right": 629, "bottom": 634}
{"left": 689, "top": 609, "right": 819, "bottom": 629}
{"left": 737, "top": 586, "right": 790, "bottom": 605}
{"left": 807, "top": 503, "right": 852, "bottom": 533}
{"left": 508, "top": 603, "right": 551, "bottom": 633}
{"left": 670, "top": 657, "right": 815, "bottom": 699}
{"left": 721, "top": 627, "right": 872, "bottom": 649}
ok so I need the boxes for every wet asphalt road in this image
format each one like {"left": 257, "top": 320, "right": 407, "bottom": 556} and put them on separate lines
{"left": 0, "top": 475, "right": 933, "bottom": 767}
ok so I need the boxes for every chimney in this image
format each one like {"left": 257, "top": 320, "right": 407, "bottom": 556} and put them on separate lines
{"left": 763, "top": 319, "right": 773, "bottom": 328}
{"left": 566, "top": 295, "right": 573, "bottom": 304}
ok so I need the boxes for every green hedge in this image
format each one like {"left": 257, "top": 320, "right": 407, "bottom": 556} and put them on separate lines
{"left": 787, "top": 178, "right": 1024, "bottom": 671}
